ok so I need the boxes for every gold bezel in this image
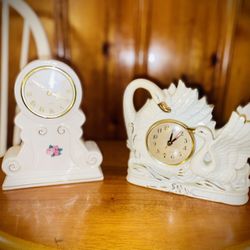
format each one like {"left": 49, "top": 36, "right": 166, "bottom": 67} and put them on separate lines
{"left": 146, "top": 119, "right": 195, "bottom": 166}
{"left": 21, "top": 66, "right": 76, "bottom": 119}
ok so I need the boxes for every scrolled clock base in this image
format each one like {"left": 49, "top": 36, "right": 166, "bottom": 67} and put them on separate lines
{"left": 1, "top": 59, "right": 104, "bottom": 190}
{"left": 2, "top": 141, "right": 103, "bottom": 190}
{"left": 127, "top": 163, "right": 249, "bottom": 206}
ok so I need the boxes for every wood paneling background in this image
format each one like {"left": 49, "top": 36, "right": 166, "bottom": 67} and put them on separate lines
{"left": 3, "top": 0, "right": 250, "bottom": 144}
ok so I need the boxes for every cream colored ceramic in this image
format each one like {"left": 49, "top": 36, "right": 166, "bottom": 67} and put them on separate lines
{"left": 2, "top": 60, "right": 103, "bottom": 190}
{"left": 123, "top": 79, "right": 250, "bottom": 205}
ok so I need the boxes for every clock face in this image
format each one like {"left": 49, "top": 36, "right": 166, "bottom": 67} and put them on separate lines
{"left": 146, "top": 120, "right": 195, "bottom": 166}
{"left": 21, "top": 66, "right": 76, "bottom": 118}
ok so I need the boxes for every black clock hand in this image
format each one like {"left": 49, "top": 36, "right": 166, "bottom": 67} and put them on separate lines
{"left": 171, "top": 137, "right": 178, "bottom": 143}
{"left": 167, "top": 132, "right": 173, "bottom": 145}
{"left": 171, "top": 131, "right": 183, "bottom": 143}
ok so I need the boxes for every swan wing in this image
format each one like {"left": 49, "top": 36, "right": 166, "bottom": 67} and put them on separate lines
{"left": 209, "top": 110, "right": 250, "bottom": 181}
{"left": 163, "top": 80, "right": 215, "bottom": 129}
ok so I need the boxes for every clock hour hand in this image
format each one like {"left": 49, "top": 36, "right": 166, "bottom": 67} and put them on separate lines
{"left": 32, "top": 80, "right": 66, "bottom": 100}
{"left": 51, "top": 92, "right": 68, "bottom": 100}
{"left": 167, "top": 131, "right": 183, "bottom": 146}
{"left": 167, "top": 131, "right": 174, "bottom": 146}
{"left": 171, "top": 131, "right": 183, "bottom": 143}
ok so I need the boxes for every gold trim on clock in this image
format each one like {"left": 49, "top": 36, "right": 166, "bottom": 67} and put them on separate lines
{"left": 21, "top": 66, "right": 76, "bottom": 119}
{"left": 158, "top": 102, "right": 171, "bottom": 113}
{"left": 235, "top": 111, "right": 250, "bottom": 123}
{"left": 146, "top": 119, "right": 195, "bottom": 166}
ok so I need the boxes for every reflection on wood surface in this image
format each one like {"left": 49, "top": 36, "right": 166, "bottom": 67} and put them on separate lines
{"left": 0, "top": 141, "right": 250, "bottom": 249}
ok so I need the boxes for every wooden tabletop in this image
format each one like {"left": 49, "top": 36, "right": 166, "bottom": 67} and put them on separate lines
{"left": 0, "top": 141, "right": 250, "bottom": 250}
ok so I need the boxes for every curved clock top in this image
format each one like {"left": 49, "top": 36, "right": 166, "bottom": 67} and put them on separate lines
{"left": 15, "top": 59, "right": 83, "bottom": 120}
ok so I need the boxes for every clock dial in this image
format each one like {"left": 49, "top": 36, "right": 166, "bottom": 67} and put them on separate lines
{"left": 21, "top": 66, "right": 76, "bottom": 118}
{"left": 146, "top": 120, "right": 194, "bottom": 165}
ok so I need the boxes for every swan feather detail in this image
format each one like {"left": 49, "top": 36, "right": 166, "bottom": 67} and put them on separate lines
{"left": 191, "top": 103, "right": 250, "bottom": 184}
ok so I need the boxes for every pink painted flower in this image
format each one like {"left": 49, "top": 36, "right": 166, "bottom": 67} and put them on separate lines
{"left": 46, "top": 145, "right": 63, "bottom": 157}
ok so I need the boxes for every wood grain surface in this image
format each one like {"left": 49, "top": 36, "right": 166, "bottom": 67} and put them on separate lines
{"left": 0, "top": 141, "right": 250, "bottom": 250}
{"left": 3, "top": 0, "right": 250, "bottom": 145}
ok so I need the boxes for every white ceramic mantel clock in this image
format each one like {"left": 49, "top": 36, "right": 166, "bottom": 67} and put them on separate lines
{"left": 123, "top": 79, "right": 250, "bottom": 205}
{"left": 2, "top": 59, "right": 103, "bottom": 190}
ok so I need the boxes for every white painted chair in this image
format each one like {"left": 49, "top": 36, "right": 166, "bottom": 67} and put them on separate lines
{"left": 0, "top": 0, "right": 51, "bottom": 157}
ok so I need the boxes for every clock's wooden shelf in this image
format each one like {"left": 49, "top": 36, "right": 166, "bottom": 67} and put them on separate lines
{"left": 0, "top": 141, "right": 250, "bottom": 250}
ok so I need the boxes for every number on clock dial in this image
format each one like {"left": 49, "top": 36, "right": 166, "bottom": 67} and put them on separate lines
{"left": 146, "top": 120, "right": 194, "bottom": 165}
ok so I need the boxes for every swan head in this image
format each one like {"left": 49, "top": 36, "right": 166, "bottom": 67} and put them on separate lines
{"left": 194, "top": 126, "right": 214, "bottom": 142}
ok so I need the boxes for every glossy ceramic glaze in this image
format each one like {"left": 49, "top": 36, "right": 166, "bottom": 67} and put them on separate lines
{"left": 1, "top": 143, "right": 250, "bottom": 249}
{"left": 123, "top": 79, "right": 250, "bottom": 205}
{"left": 1, "top": 60, "right": 103, "bottom": 190}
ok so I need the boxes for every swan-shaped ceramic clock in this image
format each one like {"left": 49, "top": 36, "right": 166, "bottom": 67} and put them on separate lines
{"left": 123, "top": 79, "right": 250, "bottom": 205}
{"left": 1, "top": 59, "right": 103, "bottom": 190}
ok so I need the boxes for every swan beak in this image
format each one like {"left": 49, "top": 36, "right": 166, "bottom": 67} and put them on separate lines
{"left": 158, "top": 102, "right": 171, "bottom": 112}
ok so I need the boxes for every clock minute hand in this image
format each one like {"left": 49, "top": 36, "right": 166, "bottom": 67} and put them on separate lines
{"left": 31, "top": 80, "right": 67, "bottom": 100}
{"left": 171, "top": 131, "right": 183, "bottom": 143}
{"left": 32, "top": 79, "right": 46, "bottom": 90}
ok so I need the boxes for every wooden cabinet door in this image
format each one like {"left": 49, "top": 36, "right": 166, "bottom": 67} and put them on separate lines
{"left": 5, "top": 0, "right": 250, "bottom": 141}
